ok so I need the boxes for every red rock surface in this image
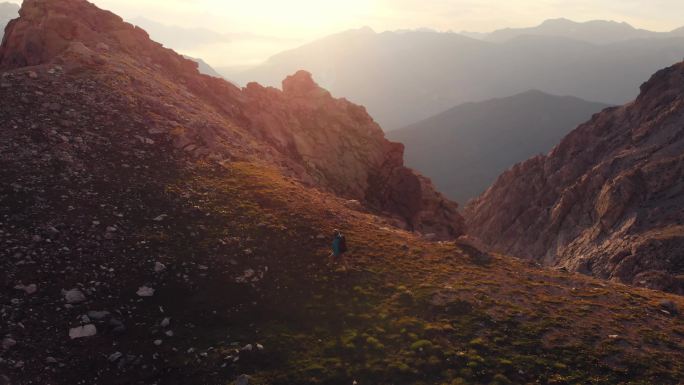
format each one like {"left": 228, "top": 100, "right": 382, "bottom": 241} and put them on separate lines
{"left": 0, "top": 0, "right": 464, "bottom": 238}
{"left": 465, "top": 61, "right": 684, "bottom": 293}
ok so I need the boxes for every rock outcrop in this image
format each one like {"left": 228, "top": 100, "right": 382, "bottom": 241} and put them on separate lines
{"left": 0, "top": 0, "right": 464, "bottom": 238}
{"left": 242, "top": 71, "right": 463, "bottom": 236}
{"left": 465, "top": 61, "right": 684, "bottom": 294}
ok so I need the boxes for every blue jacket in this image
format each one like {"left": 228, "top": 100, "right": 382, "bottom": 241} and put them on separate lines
{"left": 332, "top": 236, "right": 342, "bottom": 257}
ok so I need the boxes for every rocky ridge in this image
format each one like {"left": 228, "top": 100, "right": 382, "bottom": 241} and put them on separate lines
{"left": 0, "top": 0, "right": 463, "bottom": 238}
{"left": 465, "top": 61, "right": 684, "bottom": 294}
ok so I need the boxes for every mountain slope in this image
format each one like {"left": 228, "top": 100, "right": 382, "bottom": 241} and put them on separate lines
{"left": 465, "top": 61, "right": 684, "bottom": 295}
{"left": 485, "top": 18, "right": 682, "bottom": 44}
{"left": 0, "top": 1, "right": 19, "bottom": 41}
{"left": 388, "top": 90, "right": 610, "bottom": 203}
{"left": 1, "top": 1, "right": 683, "bottom": 384}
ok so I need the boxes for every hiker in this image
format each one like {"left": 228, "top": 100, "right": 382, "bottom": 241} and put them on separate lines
{"left": 328, "top": 229, "right": 348, "bottom": 267}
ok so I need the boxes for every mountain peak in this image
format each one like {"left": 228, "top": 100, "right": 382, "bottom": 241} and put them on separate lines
{"left": 282, "top": 69, "right": 326, "bottom": 96}
{"left": 0, "top": 0, "right": 200, "bottom": 78}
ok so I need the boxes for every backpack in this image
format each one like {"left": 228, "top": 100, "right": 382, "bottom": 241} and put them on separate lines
{"left": 338, "top": 234, "right": 348, "bottom": 253}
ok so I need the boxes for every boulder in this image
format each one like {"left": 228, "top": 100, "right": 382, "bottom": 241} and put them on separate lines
{"left": 69, "top": 324, "right": 97, "bottom": 339}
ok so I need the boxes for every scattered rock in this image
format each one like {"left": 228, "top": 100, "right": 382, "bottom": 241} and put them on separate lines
{"left": 87, "top": 310, "right": 110, "bottom": 320}
{"left": 153, "top": 214, "right": 168, "bottom": 221}
{"left": 153, "top": 339, "right": 162, "bottom": 346}
{"left": 108, "top": 352, "right": 123, "bottom": 362}
{"left": 659, "top": 300, "right": 679, "bottom": 315}
{"left": 64, "top": 288, "right": 86, "bottom": 304}
{"left": 136, "top": 286, "right": 155, "bottom": 297}
{"left": 235, "top": 374, "right": 250, "bottom": 385}
{"left": 45, "top": 357, "right": 58, "bottom": 364}
{"left": 160, "top": 317, "right": 170, "bottom": 328}
{"left": 69, "top": 324, "right": 97, "bottom": 339}
{"left": 2, "top": 338, "right": 17, "bottom": 350}
{"left": 109, "top": 318, "right": 126, "bottom": 334}
{"left": 154, "top": 261, "right": 167, "bottom": 272}
{"left": 14, "top": 283, "right": 37, "bottom": 295}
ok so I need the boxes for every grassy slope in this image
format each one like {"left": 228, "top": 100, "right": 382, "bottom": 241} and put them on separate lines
{"left": 0, "top": 64, "right": 683, "bottom": 385}
{"left": 169, "top": 162, "right": 684, "bottom": 385}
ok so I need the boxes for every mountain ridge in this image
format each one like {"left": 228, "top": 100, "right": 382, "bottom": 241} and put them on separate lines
{"left": 232, "top": 25, "right": 684, "bottom": 129}
{"left": 484, "top": 18, "right": 684, "bottom": 44}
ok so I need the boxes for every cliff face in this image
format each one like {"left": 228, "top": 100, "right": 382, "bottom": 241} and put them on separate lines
{"left": 465, "top": 61, "right": 684, "bottom": 293}
{"left": 0, "top": 0, "right": 464, "bottom": 238}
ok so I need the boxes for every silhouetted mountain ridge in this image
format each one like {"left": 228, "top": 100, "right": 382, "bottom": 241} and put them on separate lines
{"left": 485, "top": 18, "right": 684, "bottom": 44}
{"left": 233, "top": 25, "right": 684, "bottom": 129}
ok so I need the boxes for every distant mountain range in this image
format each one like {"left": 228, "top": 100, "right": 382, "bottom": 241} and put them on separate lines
{"left": 465, "top": 18, "right": 684, "bottom": 44}
{"left": 388, "top": 90, "right": 609, "bottom": 203}
{"left": 231, "top": 21, "right": 684, "bottom": 129}
{"left": 0, "top": 2, "right": 19, "bottom": 41}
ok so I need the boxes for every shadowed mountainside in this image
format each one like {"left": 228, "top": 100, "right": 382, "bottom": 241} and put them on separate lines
{"left": 388, "top": 90, "right": 609, "bottom": 203}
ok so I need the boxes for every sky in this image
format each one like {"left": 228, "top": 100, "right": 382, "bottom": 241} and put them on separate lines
{"left": 6, "top": 0, "right": 684, "bottom": 68}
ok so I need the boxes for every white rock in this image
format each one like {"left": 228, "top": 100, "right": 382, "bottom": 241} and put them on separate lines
{"left": 24, "top": 284, "right": 37, "bottom": 295}
{"left": 45, "top": 357, "right": 58, "bottom": 364}
{"left": 241, "top": 344, "right": 253, "bottom": 352}
{"left": 2, "top": 338, "right": 16, "bottom": 350}
{"left": 69, "top": 324, "right": 97, "bottom": 339}
{"left": 136, "top": 286, "right": 155, "bottom": 297}
{"left": 14, "top": 283, "right": 37, "bottom": 294}
{"left": 64, "top": 288, "right": 86, "bottom": 304}
{"left": 160, "top": 317, "right": 170, "bottom": 328}
{"left": 108, "top": 352, "right": 123, "bottom": 362}
{"left": 154, "top": 262, "right": 167, "bottom": 272}
{"left": 165, "top": 330, "right": 174, "bottom": 337}
{"left": 154, "top": 339, "right": 163, "bottom": 346}
{"left": 153, "top": 214, "right": 168, "bottom": 222}
{"left": 256, "top": 343, "right": 264, "bottom": 350}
